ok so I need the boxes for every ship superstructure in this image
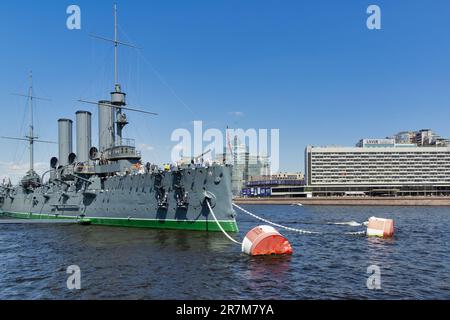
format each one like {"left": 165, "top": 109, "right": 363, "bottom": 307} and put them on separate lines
{"left": 0, "top": 5, "right": 238, "bottom": 232}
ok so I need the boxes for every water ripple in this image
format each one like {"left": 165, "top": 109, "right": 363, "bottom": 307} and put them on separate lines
{"left": 1, "top": 205, "right": 450, "bottom": 299}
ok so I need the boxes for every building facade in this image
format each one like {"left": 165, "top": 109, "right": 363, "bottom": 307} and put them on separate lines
{"left": 242, "top": 172, "right": 307, "bottom": 198}
{"left": 391, "top": 129, "right": 450, "bottom": 147}
{"left": 305, "top": 145, "right": 450, "bottom": 197}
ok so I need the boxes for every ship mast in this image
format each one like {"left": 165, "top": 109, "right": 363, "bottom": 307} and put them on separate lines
{"left": 79, "top": 4, "right": 157, "bottom": 157}
{"left": 112, "top": 2, "right": 126, "bottom": 147}
{"left": 114, "top": 3, "right": 119, "bottom": 87}
{"left": 27, "top": 71, "right": 36, "bottom": 173}
{"left": 1, "top": 72, "right": 55, "bottom": 180}
{"left": 85, "top": 3, "right": 157, "bottom": 148}
{"left": 89, "top": 3, "right": 138, "bottom": 89}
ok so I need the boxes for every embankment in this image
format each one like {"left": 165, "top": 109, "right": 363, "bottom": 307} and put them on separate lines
{"left": 234, "top": 197, "right": 450, "bottom": 206}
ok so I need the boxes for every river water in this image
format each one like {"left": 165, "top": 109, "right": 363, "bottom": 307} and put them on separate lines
{"left": 1, "top": 205, "right": 449, "bottom": 299}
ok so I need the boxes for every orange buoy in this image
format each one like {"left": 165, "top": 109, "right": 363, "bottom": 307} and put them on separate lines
{"left": 366, "top": 217, "right": 394, "bottom": 238}
{"left": 242, "top": 225, "right": 293, "bottom": 256}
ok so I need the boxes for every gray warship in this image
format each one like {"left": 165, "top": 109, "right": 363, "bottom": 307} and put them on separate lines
{"left": 0, "top": 5, "right": 238, "bottom": 233}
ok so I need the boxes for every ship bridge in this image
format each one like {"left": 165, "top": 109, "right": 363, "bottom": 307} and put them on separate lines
{"left": 104, "top": 138, "right": 142, "bottom": 160}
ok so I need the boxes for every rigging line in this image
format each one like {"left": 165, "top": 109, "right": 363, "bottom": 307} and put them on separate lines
{"left": 17, "top": 144, "right": 27, "bottom": 168}
{"left": 32, "top": 75, "right": 52, "bottom": 108}
{"left": 233, "top": 203, "right": 320, "bottom": 235}
{"left": 33, "top": 93, "right": 40, "bottom": 141}
{"left": 136, "top": 43, "right": 142, "bottom": 105}
{"left": 128, "top": 52, "right": 155, "bottom": 152}
{"left": 141, "top": 52, "right": 196, "bottom": 116}
{"left": 89, "top": 40, "right": 109, "bottom": 98}
{"left": 101, "top": 47, "right": 115, "bottom": 94}
{"left": 12, "top": 97, "right": 29, "bottom": 164}
{"left": 80, "top": 43, "right": 114, "bottom": 103}
{"left": 118, "top": 24, "right": 197, "bottom": 116}
{"left": 233, "top": 204, "right": 368, "bottom": 237}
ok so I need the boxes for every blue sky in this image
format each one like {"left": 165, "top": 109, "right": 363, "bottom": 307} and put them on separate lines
{"left": 1, "top": 0, "right": 450, "bottom": 181}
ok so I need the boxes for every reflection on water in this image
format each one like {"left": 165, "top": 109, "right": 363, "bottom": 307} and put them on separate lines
{"left": 246, "top": 255, "right": 292, "bottom": 282}
{"left": 366, "top": 237, "right": 396, "bottom": 265}
{"left": 1, "top": 205, "right": 450, "bottom": 299}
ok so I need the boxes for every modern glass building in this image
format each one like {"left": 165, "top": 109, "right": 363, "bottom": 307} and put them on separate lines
{"left": 216, "top": 137, "right": 270, "bottom": 196}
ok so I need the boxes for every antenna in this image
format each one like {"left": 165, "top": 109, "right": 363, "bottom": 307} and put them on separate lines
{"left": 86, "top": 3, "right": 150, "bottom": 147}
{"left": 89, "top": 3, "right": 139, "bottom": 88}
{"left": 78, "top": 99, "right": 158, "bottom": 116}
{"left": 114, "top": 3, "right": 118, "bottom": 86}
{"left": 2, "top": 72, "right": 55, "bottom": 175}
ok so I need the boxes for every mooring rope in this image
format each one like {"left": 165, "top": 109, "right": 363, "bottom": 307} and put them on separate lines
{"left": 232, "top": 203, "right": 320, "bottom": 235}
{"left": 206, "top": 201, "right": 367, "bottom": 245}
{"left": 232, "top": 203, "right": 367, "bottom": 236}
{"left": 206, "top": 201, "right": 242, "bottom": 245}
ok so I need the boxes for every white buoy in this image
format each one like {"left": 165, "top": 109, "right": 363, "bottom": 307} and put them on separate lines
{"left": 366, "top": 217, "right": 394, "bottom": 238}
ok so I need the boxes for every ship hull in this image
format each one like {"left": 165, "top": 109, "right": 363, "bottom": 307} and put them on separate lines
{"left": 0, "top": 211, "right": 238, "bottom": 232}
{"left": 0, "top": 165, "right": 239, "bottom": 233}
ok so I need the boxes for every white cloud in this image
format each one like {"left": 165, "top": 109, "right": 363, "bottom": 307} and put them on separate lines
{"left": 229, "top": 111, "right": 244, "bottom": 117}
{"left": 138, "top": 143, "right": 154, "bottom": 151}
{"left": 0, "top": 161, "right": 48, "bottom": 184}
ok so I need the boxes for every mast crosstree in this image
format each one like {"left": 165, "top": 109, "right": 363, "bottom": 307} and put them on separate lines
{"left": 1, "top": 72, "right": 55, "bottom": 178}
{"left": 83, "top": 3, "right": 157, "bottom": 151}
{"left": 89, "top": 3, "right": 139, "bottom": 87}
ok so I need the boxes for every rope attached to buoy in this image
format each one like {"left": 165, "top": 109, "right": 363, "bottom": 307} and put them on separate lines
{"left": 207, "top": 202, "right": 393, "bottom": 257}
{"left": 232, "top": 203, "right": 367, "bottom": 236}
{"left": 206, "top": 200, "right": 242, "bottom": 245}
{"left": 206, "top": 200, "right": 367, "bottom": 247}
{"left": 232, "top": 203, "right": 320, "bottom": 234}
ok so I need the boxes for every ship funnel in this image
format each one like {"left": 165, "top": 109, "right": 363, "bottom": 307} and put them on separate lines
{"left": 98, "top": 100, "right": 115, "bottom": 152}
{"left": 76, "top": 111, "right": 92, "bottom": 163}
{"left": 58, "top": 119, "right": 73, "bottom": 167}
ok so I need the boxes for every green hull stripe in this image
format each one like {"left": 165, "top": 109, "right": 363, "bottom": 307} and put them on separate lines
{"left": 1, "top": 211, "right": 239, "bottom": 233}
